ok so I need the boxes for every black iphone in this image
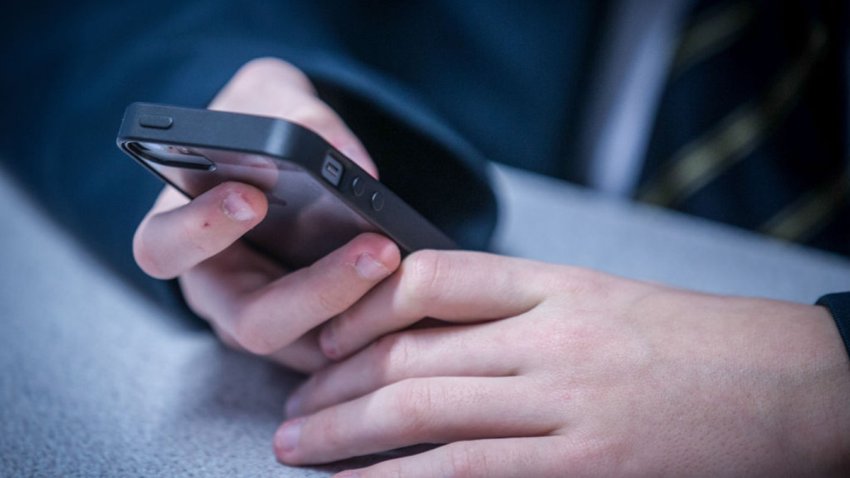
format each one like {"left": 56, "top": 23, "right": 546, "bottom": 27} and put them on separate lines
{"left": 117, "top": 103, "right": 456, "bottom": 268}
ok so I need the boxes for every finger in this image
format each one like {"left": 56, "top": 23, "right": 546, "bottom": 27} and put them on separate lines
{"left": 133, "top": 182, "right": 267, "bottom": 279}
{"left": 274, "top": 376, "right": 552, "bottom": 465}
{"left": 200, "top": 266, "right": 329, "bottom": 373}
{"left": 336, "top": 437, "right": 569, "bottom": 478}
{"left": 320, "top": 250, "right": 547, "bottom": 359}
{"left": 210, "top": 57, "right": 377, "bottom": 177}
{"left": 211, "top": 57, "right": 319, "bottom": 105}
{"left": 286, "top": 322, "right": 519, "bottom": 417}
{"left": 201, "top": 233, "right": 400, "bottom": 355}
{"left": 265, "top": 329, "right": 330, "bottom": 373}
{"left": 212, "top": 321, "right": 330, "bottom": 373}
{"left": 209, "top": 321, "right": 244, "bottom": 351}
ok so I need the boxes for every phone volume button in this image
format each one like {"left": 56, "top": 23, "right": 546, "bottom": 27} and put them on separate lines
{"left": 370, "top": 192, "right": 385, "bottom": 211}
{"left": 351, "top": 176, "right": 365, "bottom": 197}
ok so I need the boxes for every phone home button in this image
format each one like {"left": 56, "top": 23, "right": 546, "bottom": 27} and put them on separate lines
{"left": 370, "top": 192, "right": 384, "bottom": 211}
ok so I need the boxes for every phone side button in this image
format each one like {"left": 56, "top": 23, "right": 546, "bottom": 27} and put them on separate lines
{"left": 370, "top": 192, "right": 385, "bottom": 211}
{"left": 138, "top": 114, "right": 174, "bottom": 129}
{"left": 351, "top": 176, "right": 365, "bottom": 197}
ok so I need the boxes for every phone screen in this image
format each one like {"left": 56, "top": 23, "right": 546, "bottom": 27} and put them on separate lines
{"left": 128, "top": 141, "right": 376, "bottom": 268}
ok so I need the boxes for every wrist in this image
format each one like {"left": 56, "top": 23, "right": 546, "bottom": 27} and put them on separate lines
{"left": 783, "top": 305, "right": 850, "bottom": 476}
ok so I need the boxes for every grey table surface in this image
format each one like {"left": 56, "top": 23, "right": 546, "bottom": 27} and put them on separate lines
{"left": 1, "top": 164, "right": 848, "bottom": 477}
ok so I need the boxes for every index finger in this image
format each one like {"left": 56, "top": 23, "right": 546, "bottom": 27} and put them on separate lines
{"left": 133, "top": 182, "right": 267, "bottom": 279}
{"left": 188, "top": 232, "right": 401, "bottom": 355}
{"left": 319, "top": 251, "right": 549, "bottom": 360}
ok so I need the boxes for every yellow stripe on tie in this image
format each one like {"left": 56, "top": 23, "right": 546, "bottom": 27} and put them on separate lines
{"left": 638, "top": 24, "right": 827, "bottom": 207}
{"left": 761, "top": 171, "right": 849, "bottom": 242}
{"left": 672, "top": 2, "right": 757, "bottom": 76}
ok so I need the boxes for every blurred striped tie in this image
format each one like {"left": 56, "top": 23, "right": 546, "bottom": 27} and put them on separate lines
{"left": 637, "top": 0, "right": 849, "bottom": 255}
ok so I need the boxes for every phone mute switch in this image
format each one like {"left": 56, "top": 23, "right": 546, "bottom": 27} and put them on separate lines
{"left": 321, "top": 155, "right": 344, "bottom": 187}
{"left": 138, "top": 114, "right": 173, "bottom": 129}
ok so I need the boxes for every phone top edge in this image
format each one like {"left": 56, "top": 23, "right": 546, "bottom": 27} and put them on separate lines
{"left": 119, "top": 102, "right": 330, "bottom": 160}
{"left": 117, "top": 103, "right": 457, "bottom": 253}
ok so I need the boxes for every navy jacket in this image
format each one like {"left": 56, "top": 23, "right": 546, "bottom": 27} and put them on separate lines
{"left": 1, "top": 1, "right": 847, "bottom": 303}
{"left": 2, "top": 1, "right": 605, "bottom": 301}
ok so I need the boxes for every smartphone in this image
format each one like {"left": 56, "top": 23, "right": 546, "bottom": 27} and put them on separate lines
{"left": 117, "top": 103, "right": 456, "bottom": 268}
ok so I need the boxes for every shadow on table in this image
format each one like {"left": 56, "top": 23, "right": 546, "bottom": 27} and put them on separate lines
{"left": 164, "top": 342, "right": 440, "bottom": 475}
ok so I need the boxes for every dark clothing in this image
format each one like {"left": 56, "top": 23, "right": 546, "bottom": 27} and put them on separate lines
{"left": 1, "top": 1, "right": 847, "bottom": 297}
{"left": 5, "top": 1, "right": 596, "bottom": 299}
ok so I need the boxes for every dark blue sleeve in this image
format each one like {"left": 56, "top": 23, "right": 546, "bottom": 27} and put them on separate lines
{"left": 0, "top": 1, "right": 497, "bottom": 307}
{"left": 817, "top": 293, "right": 850, "bottom": 362}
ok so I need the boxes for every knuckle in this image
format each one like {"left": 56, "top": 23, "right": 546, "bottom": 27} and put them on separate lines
{"left": 384, "top": 379, "right": 435, "bottom": 436}
{"left": 287, "top": 102, "right": 339, "bottom": 134}
{"left": 229, "top": 302, "right": 278, "bottom": 355}
{"left": 237, "top": 57, "right": 315, "bottom": 92}
{"left": 399, "top": 250, "right": 447, "bottom": 311}
{"left": 559, "top": 438, "right": 624, "bottom": 476}
{"left": 443, "top": 443, "right": 487, "bottom": 478}
{"left": 551, "top": 266, "right": 604, "bottom": 295}
{"left": 372, "top": 334, "right": 414, "bottom": 382}
{"left": 575, "top": 270, "right": 608, "bottom": 296}
{"left": 311, "top": 285, "right": 351, "bottom": 317}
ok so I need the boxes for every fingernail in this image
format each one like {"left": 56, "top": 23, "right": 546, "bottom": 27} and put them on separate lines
{"left": 320, "top": 322, "right": 340, "bottom": 359}
{"left": 274, "top": 418, "right": 304, "bottom": 453}
{"left": 222, "top": 192, "right": 256, "bottom": 222}
{"left": 355, "top": 253, "right": 388, "bottom": 280}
